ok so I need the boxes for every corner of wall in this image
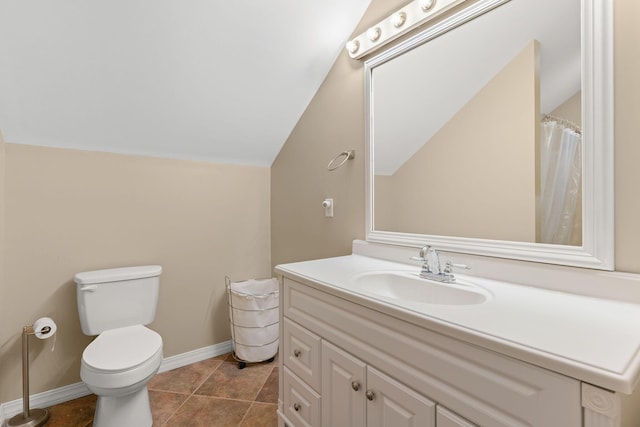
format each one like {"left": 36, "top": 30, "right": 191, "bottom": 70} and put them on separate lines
{"left": 270, "top": 0, "right": 407, "bottom": 268}
{"left": 0, "top": 129, "right": 6, "bottom": 407}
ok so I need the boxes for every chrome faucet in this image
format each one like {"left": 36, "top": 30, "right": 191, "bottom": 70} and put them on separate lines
{"left": 411, "top": 246, "right": 469, "bottom": 283}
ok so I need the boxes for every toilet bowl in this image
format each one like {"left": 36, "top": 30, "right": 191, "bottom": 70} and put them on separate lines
{"left": 75, "top": 266, "right": 163, "bottom": 427}
{"left": 81, "top": 325, "right": 162, "bottom": 427}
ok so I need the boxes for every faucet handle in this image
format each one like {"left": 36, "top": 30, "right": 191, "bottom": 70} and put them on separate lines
{"left": 412, "top": 255, "right": 432, "bottom": 275}
{"left": 410, "top": 245, "right": 431, "bottom": 263}
{"left": 451, "top": 262, "right": 470, "bottom": 270}
{"left": 444, "top": 261, "right": 470, "bottom": 273}
{"left": 418, "top": 245, "right": 431, "bottom": 259}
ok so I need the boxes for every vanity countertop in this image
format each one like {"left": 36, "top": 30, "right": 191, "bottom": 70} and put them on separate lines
{"left": 275, "top": 254, "right": 640, "bottom": 394}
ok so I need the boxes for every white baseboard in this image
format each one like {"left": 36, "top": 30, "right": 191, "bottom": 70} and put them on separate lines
{"left": 1, "top": 340, "right": 233, "bottom": 422}
{"left": 158, "top": 340, "right": 232, "bottom": 373}
{"left": 1, "top": 381, "right": 91, "bottom": 423}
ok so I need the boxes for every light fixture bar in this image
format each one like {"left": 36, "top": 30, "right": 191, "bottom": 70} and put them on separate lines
{"left": 346, "top": 0, "right": 469, "bottom": 59}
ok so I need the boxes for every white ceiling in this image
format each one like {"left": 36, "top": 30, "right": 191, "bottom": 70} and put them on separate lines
{"left": 0, "top": 0, "right": 371, "bottom": 166}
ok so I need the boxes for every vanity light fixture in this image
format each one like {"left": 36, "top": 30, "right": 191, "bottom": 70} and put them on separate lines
{"left": 345, "top": 0, "right": 467, "bottom": 59}
{"left": 419, "top": 0, "right": 437, "bottom": 11}
{"left": 346, "top": 39, "right": 360, "bottom": 55}
{"left": 367, "top": 27, "right": 381, "bottom": 42}
{"left": 391, "top": 12, "right": 407, "bottom": 28}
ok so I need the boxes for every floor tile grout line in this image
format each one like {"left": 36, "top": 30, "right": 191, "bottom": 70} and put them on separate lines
{"left": 183, "top": 394, "right": 270, "bottom": 405}
{"left": 148, "top": 356, "right": 224, "bottom": 395}
{"left": 158, "top": 389, "right": 194, "bottom": 427}
{"left": 159, "top": 358, "right": 227, "bottom": 426}
{"left": 148, "top": 388, "right": 192, "bottom": 395}
{"left": 237, "top": 401, "right": 256, "bottom": 426}
{"left": 237, "top": 364, "right": 277, "bottom": 403}
{"left": 158, "top": 393, "right": 272, "bottom": 427}
{"left": 159, "top": 354, "right": 267, "bottom": 427}
{"left": 207, "top": 356, "right": 276, "bottom": 403}
{"left": 253, "top": 365, "right": 277, "bottom": 402}
{"left": 191, "top": 358, "right": 224, "bottom": 395}
{"left": 161, "top": 362, "right": 276, "bottom": 426}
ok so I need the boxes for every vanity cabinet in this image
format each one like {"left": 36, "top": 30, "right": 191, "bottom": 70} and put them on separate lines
{"left": 278, "top": 277, "right": 582, "bottom": 427}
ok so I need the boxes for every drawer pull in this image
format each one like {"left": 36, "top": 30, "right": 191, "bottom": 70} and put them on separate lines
{"left": 293, "top": 349, "right": 301, "bottom": 358}
{"left": 366, "top": 390, "right": 375, "bottom": 401}
{"left": 293, "top": 403, "right": 301, "bottom": 412}
{"left": 351, "top": 381, "right": 360, "bottom": 391}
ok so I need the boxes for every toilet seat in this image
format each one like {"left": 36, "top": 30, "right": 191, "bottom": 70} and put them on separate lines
{"left": 83, "top": 325, "right": 162, "bottom": 372}
{"left": 81, "top": 325, "right": 163, "bottom": 392}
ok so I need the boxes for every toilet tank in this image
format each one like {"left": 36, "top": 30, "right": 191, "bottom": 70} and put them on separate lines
{"left": 75, "top": 265, "right": 162, "bottom": 335}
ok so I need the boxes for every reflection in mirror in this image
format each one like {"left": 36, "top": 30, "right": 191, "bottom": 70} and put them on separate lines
{"left": 366, "top": 0, "right": 614, "bottom": 269}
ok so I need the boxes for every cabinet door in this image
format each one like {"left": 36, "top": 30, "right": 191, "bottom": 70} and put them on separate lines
{"left": 436, "top": 405, "right": 478, "bottom": 427}
{"left": 366, "top": 366, "right": 436, "bottom": 427}
{"left": 322, "top": 341, "right": 367, "bottom": 427}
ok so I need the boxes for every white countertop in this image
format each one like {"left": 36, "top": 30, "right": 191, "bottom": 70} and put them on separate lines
{"left": 275, "top": 253, "right": 640, "bottom": 394}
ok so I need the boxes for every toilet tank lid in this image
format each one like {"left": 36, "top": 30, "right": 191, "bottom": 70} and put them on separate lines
{"left": 74, "top": 265, "right": 162, "bottom": 285}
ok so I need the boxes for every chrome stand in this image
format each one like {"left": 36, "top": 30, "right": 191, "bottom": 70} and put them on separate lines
{"left": 6, "top": 326, "right": 50, "bottom": 427}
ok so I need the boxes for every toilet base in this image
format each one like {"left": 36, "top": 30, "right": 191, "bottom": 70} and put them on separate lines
{"left": 93, "top": 385, "right": 153, "bottom": 427}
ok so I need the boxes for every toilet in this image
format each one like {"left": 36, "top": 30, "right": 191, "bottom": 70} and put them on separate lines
{"left": 75, "top": 265, "right": 163, "bottom": 427}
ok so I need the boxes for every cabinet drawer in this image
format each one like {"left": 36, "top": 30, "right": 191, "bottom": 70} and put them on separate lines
{"left": 283, "top": 317, "right": 322, "bottom": 392}
{"left": 283, "top": 367, "right": 321, "bottom": 427}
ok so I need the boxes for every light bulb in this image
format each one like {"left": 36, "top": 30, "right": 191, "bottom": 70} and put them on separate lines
{"left": 346, "top": 40, "right": 360, "bottom": 55}
{"left": 391, "top": 12, "right": 407, "bottom": 28}
{"left": 367, "top": 27, "right": 381, "bottom": 42}
{"left": 419, "top": 0, "right": 436, "bottom": 12}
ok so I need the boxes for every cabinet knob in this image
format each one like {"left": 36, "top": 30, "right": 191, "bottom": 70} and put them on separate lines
{"left": 293, "top": 402, "right": 301, "bottom": 412}
{"left": 366, "top": 390, "right": 375, "bottom": 401}
{"left": 293, "top": 349, "right": 301, "bottom": 358}
{"left": 351, "top": 381, "right": 360, "bottom": 391}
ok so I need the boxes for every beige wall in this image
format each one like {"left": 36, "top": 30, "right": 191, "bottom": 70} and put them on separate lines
{"left": 374, "top": 40, "right": 539, "bottom": 241}
{"left": 614, "top": 0, "right": 640, "bottom": 272}
{"left": 0, "top": 133, "right": 6, "bottom": 405}
{"left": 270, "top": 0, "right": 405, "bottom": 267}
{"left": 272, "top": 0, "right": 640, "bottom": 272}
{"left": 550, "top": 91, "right": 582, "bottom": 127}
{"left": 0, "top": 144, "right": 271, "bottom": 401}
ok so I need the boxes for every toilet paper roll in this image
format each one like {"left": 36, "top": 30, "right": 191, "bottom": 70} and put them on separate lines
{"left": 33, "top": 317, "right": 57, "bottom": 339}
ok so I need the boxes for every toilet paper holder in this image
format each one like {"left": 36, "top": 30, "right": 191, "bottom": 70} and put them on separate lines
{"left": 7, "top": 318, "right": 57, "bottom": 427}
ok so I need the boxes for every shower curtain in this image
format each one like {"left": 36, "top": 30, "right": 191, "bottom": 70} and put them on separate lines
{"left": 539, "top": 117, "right": 582, "bottom": 245}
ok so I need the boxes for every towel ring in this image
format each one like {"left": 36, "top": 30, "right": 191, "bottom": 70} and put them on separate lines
{"left": 327, "top": 150, "right": 355, "bottom": 171}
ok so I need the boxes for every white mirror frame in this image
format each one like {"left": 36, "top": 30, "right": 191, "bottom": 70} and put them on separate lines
{"left": 365, "top": 0, "right": 614, "bottom": 270}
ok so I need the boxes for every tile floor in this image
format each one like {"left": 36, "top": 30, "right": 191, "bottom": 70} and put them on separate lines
{"left": 41, "top": 353, "right": 279, "bottom": 427}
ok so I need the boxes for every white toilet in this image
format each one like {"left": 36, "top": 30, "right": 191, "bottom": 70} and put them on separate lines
{"left": 75, "top": 265, "right": 163, "bottom": 427}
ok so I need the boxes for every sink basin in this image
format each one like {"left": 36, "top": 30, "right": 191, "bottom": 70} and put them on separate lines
{"left": 350, "top": 272, "right": 489, "bottom": 305}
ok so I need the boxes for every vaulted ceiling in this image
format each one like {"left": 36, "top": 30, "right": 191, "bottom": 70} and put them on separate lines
{"left": 0, "top": 1, "right": 371, "bottom": 166}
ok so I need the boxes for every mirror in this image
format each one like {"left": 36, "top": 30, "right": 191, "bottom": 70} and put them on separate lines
{"left": 365, "top": 0, "right": 614, "bottom": 269}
